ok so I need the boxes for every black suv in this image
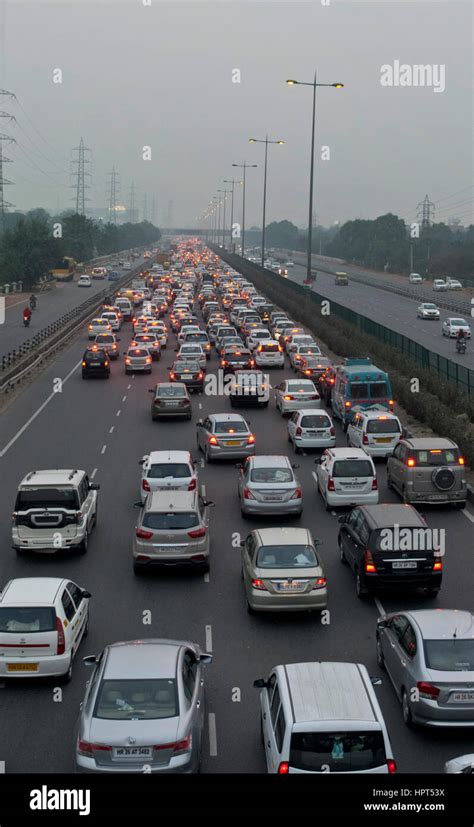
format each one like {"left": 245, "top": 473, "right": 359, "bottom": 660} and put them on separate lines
{"left": 82, "top": 348, "right": 110, "bottom": 379}
{"left": 338, "top": 504, "right": 443, "bottom": 599}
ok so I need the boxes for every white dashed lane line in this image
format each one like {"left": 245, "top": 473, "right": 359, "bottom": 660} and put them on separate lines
{"left": 208, "top": 713, "right": 217, "bottom": 757}
{"left": 109, "top": 426, "right": 114, "bottom": 434}
{"left": 116, "top": 410, "right": 121, "bottom": 417}
{"left": 205, "top": 625, "right": 213, "bottom": 653}
{"left": 101, "top": 445, "right": 107, "bottom": 455}
{"left": 373, "top": 597, "right": 386, "bottom": 617}
{"left": 122, "top": 395, "right": 127, "bottom": 402}
{"left": 127, "top": 384, "right": 131, "bottom": 390}
{"left": 90, "top": 468, "right": 98, "bottom": 479}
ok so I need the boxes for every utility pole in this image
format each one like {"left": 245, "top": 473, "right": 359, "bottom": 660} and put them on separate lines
{"left": 151, "top": 194, "right": 156, "bottom": 225}
{"left": 417, "top": 194, "right": 435, "bottom": 228}
{"left": 106, "top": 166, "right": 120, "bottom": 224}
{"left": 167, "top": 199, "right": 173, "bottom": 229}
{"left": 71, "top": 137, "right": 91, "bottom": 215}
{"left": 142, "top": 192, "right": 148, "bottom": 222}
{"left": 0, "top": 135, "right": 14, "bottom": 231}
{"left": 128, "top": 181, "right": 137, "bottom": 223}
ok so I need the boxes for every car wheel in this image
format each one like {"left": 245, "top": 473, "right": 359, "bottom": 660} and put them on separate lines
{"left": 376, "top": 635, "right": 385, "bottom": 670}
{"left": 246, "top": 600, "right": 255, "bottom": 615}
{"left": 15, "top": 547, "right": 26, "bottom": 557}
{"left": 454, "top": 501, "right": 466, "bottom": 510}
{"left": 401, "top": 689, "right": 413, "bottom": 727}
{"left": 186, "top": 414, "right": 192, "bottom": 421}
{"left": 204, "top": 445, "right": 212, "bottom": 464}
{"left": 338, "top": 538, "right": 347, "bottom": 564}
{"left": 93, "top": 506, "right": 98, "bottom": 527}
{"left": 78, "top": 530, "right": 89, "bottom": 555}
{"left": 355, "top": 568, "right": 368, "bottom": 599}
{"left": 293, "top": 440, "right": 300, "bottom": 454}
{"left": 60, "top": 656, "right": 73, "bottom": 684}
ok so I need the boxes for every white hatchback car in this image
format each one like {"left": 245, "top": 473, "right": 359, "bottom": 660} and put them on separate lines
{"left": 88, "top": 318, "right": 112, "bottom": 339}
{"left": 78, "top": 275, "right": 92, "bottom": 288}
{"left": 287, "top": 409, "right": 336, "bottom": 453}
{"left": 315, "top": 448, "right": 379, "bottom": 510}
{"left": 347, "top": 411, "right": 402, "bottom": 458}
{"left": 275, "top": 379, "right": 321, "bottom": 415}
{"left": 442, "top": 318, "right": 471, "bottom": 338}
{"left": 0, "top": 577, "right": 90, "bottom": 681}
{"left": 177, "top": 344, "right": 206, "bottom": 369}
{"left": 139, "top": 450, "right": 197, "bottom": 503}
{"left": 254, "top": 340, "right": 285, "bottom": 368}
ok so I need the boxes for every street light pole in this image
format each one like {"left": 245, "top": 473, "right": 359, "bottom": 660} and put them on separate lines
{"left": 286, "top": 75, "right": 343, "bottom": 282}
{"left": 232, "top": 162, "right": 257, "bottom": 257}
{"left": 217, "top": 189, "right": 231, "bottom": 248}
{"left": 223, "top": 179, "right": 242, "bottom": 254}
{"left": 249, "top": 137, "right": 285, "bottom": 269}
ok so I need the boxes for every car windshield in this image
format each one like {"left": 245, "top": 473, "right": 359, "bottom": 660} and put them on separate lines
{"left": 332, "top": 460, "right": 374, "bottom": 477}
{"left": 250, "top": 468, "right": 293, "bottom": 483}
{"left": 214, "top": 421, "right": 248, "bottom": 434}
{"left": 16, "top": 487, "right": 79, "bottom": 510}
{"left": 423, "top": 304, "right": 437, "bottom": 310}
{"left": 94, "top": 678, "right": 178, "bottom": 720}
{"left": 367, "top": 418, "right": 401, "bottom": 434}
{"left": 349, "top": 383, "right": 369, "bottom": 397}
{"left": 451, "top": 319, "right": 467, "bottom": 326}
{"left": 290, "top": 732, "right": 386, "bottom": 772}
{"left": 147, "top": 463, "right": 191, "bottom": 479}
{"left": 156, "top": 386, "right": 186, "bottom": 398}
{"left": 370, "top": 382, "right": 389, "bottom": 398}
{"left": 413, "top": 449, "right": 459, "bottom": 465}
{"left": 300, "top": 415, "right": 331, "bottom": 428}
{"left": 256, "top": 544, "right": 317, "bottom": 568}
{"left": 0, "top": 607, "right": 56, "bottom": 633}
{"left": 142, "top": 511, "right": 199, "bottom": 530}
{"left": 424, "top": 640, "right": 474, "bottom": 671}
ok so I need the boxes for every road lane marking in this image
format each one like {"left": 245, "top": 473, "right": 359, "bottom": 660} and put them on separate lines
{"left": 208, "top": 713, "right": 217, "bottom": 756}
{"left": 462, "top": 507, "right": 474, "bottom": 523}
{"left": 0, "top": 761, "right": 5, "bottom": 772}
{"left": 90, "top": 468, "right": 98, "bottom": 479}
{"left": 201, "top": 484, "right": 206, "bottom": 497}
{"left": 203, "top": 572, "right": 210, "bottom": 583}
{"left": 109, "top": 426, "right": 114, "bottom": 434}
{"left": 122, "top": 395, "right": 127, "bottom": 402}
{"left": 373, "top": 597, "right": 386, "bottom": 617}
{"left": 199, "top": 402, "right": 202, "bottom": 409}
{"left": 116, "top": 409, "right": 121, "bottom": 417}
{"left": 205, "top": 624, "right": 213, "bottom": 652}
{"left": 101, "top": 445, "right": 107, "bottom": 454}
{"left": 127, "top": 384, "right": 131, "bottom": 389}
{"left": 0, "top": 359, "right": 82, "bottom": 457}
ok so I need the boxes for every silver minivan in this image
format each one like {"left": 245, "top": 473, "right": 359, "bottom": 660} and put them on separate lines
{"left": 254, "top": 661, "right": 396, "bottom": 774}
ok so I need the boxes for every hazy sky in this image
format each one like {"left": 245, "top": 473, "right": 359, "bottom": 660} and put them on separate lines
{"left": 0, "top": 0, "right": 472, "bottom": 228}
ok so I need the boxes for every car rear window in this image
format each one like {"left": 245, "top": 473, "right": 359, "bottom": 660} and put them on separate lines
{"left": 300, "top": 415, "right": 331, "bottom": 428}
{"left": 129, "top": 349, "right": 149, "bottom": 357}
{"left": 94, "top": 679, "right": 178, "bottom": 720}
{"left": 0, "top": 607, "right": 56, "bottom": 633}
{"left": 423, "top": 640, "right": 474, "bottom": 671}
{"left": 413, "top": 449, "right": 459, "bottom": 465}
{"left": 367, "top": 418, "right": 401, "bottom": 434}
{"left": 332, "top": 460, "right": 374, "bottom": 478}
{"left": 256, "top": 545, "right": 317, "bottom": 568}
{"left": 214, "top": 421, "right": 248, "bottom": 434}
{"left": 85, "top": 351, "right": 105, "bottom": 362}
{"left": 288, "top": 382, "right": 316, "bottom": 392}
{"left": 261, "top": 344, "right": 280, "bottom": 352}
{"left": 156, "top": 386, "right": 186, "bottom": 398}
{"left": 147, "top": 463, "right": 191, "bottom": 479}
{"left": 16, "top": 487, "right": 80, "bottom": 510}
{"left": 96, "top": 336, "right": 114, "bottom": 344}
{"left": 142, "top": 511, "right": 199, "bottom": 530}
{"left": 290, "top": 732, "right": 386, "bottom": 772}
{"left": 250, "top": 468, "right": 293, "bottom": 483}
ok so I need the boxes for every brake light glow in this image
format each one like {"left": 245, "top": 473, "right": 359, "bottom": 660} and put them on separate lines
{"left": 458, "top": 457, "right": 465, "bottom": 465}
{"left": 136, "top": 528, "right": 153, "bottom": 539}
{"left": 407, "top": 458, "right": 416, "bottom": 467}
{"left": 311, "top": 577, "right": 326, "bottom": 590}
{"left": 387, "top": 759, "right": 397, "bottom": 774}
{"left": 284, "top": 395, "right": 293, "bottom": 401}
{"left": 56, "top": 617, "right": 65, "bottom": 655}
{"left": 433, "top": 560, "right": 442, "bottom": 571}
{"left": 251, "top": 578, "right": 267, "bottom": 591}
{"left": 416, "top": 681, "right": 440, "bottom": 699}
{"left": 209, "top": 436, "right": 218, "bottom": 445}
{"left": 82, "top": 361, "right": 86, "bottom": 367}
{"left": 290, "top": 487, "right": 302, "bottom": 499}
{"left": 125, "top": 358, "right": 131, "bottom": 364}
{"left": 247, "top": 434, "right": 256, "bottom": 444}
{"left": 278, "top": 762, "right": 289, "bottom": 774}
{"left": 345, "top": 401, "right": 351, "bottom": 408}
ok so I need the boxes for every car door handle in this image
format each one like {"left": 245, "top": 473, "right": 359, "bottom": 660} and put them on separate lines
{"left": 267, "top": 741, "right": 271, "bottom": 749}
{"left": 196, "top": 700, "right": 201, "bottom": 709}
{"left": 400, "top": 660, "right": 406, "bottom": 667}
{"left": 263, "top": 713, "right": 266, "bottom": 720}
{"left": 390, "top": 641, "right": 395, "bottom": 647}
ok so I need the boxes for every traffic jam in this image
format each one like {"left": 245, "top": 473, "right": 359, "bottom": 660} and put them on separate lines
{"left": 3, "top": 239, "right": 473, "bottom": 778}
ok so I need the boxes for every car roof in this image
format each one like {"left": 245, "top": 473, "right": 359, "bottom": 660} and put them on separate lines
{"left": 254, "top": 527, "right": 311, "bottom": 546}
{"left": 326, "top": 448, "right": 372, "bottom": 459}
{"left": 1, "top": 577, "right": 65, "bottom": 605}
{"left": 404, "top": 438, "right": 456, "bottom": 449}
{"left": 360, "top": 504, "right": 425, "bottom": 528}
{"left": 210, "top": 413, "right": 247, "bottom": 422}
{"left": 155, "top": 382, "right": 187, "bottom": 391}
{"left": 281, "top": 662, "right": 377, "bottom": 724}
{"left": 104, "top": 640, "right": 182, "bottom": 679}
{"left": 358, "top": 410, "right": 399, "bottom": 420}
{"left": 18, "top": 469, "right": 84, "bottom": 487}
{"left": 146, "top": 490, "right": 197, "bottom": 510}
{"left": 249, "top": 455, "right": 291, "bottom": 468}
{"left": 405, "top": 610, "right": 474, "bottom": 641}
{"left": 147, "top": 450, "right": 191, "bottom": 464}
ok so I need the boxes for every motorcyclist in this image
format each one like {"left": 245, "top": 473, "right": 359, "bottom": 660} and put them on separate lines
{"left": 23, "top": 306, "right": 32, "bottom": 324}
{"left": 456, "top": 328, "right": 467, "bottom": 351}
{"left": 29, "top": 293, "right": 37, "bottom": 310}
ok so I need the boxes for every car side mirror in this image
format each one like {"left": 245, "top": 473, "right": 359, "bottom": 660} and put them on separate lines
{"left": 148, "top": 388, "right": 154, "bottom": 393}
{"left": 315, "top": 457, "right": 323, "bottom": 464}
{"left": 291, "top": 463, "right": 300, "bottom": 469}
{"left": 196, "top": 419, "right": 203, "bottom": 426}
{"left": 235, "top": 463, "right": 243, "bottom": 469}
{"left": 253, "top": 678, "right": 267, "bottom": 689}
{"left": 313, "top": 538, "right": 322, "bottom": 546}
{"left": 83, "top": 655, "right": 98, "bottom": 666}
{"left": 239, "top": 540, "right": 246, "bottom": 547}
{"left": 133, "top": 501, "right": 142, "bottom": 508}
{"left": 199, "top": 653, "right": 213, "bottom": 665}
{"left": 377, "top": 620, "right": 388, "bottom": 630}
{"left": 82, "top": 590, "right": 92, "bottom": 598}
{"left": 338, "top": 515, "right": 346, "bottom": 523}
{"left": 371, "top": 677, "right": 382, "bottom": 687}
{"left": 203, "top": 500, "right": 215, "bottom": 507}
{"left": 89, "top": 482, "right": 100, "bottom": 490}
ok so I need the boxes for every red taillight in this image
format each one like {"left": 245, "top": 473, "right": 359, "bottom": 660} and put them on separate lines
{"left": 387, "top": 759, "right": 397, "bottom": 774}
{"left": 125, "top": 358, "right": 131, "bottom": 364}
{"left": 364, "top": 549, "right": 377, "bottom": 573}
{"left": 257, "top": 344, "right": 262, "bottom": 352}
{"left": 327, "top": 478, "right": 335, "bottom": 491}
{"left": 362, "top": 434, "right": 369, "bottom": 445}
{"left": 278, "top": 345, "right": 283, "bottom": 352}
{"left": 458, "top": 456, "right": 465, "bottom": 465}
{"left": 104, "top": 360, "right": 109, "bottom": 367}
{"left": 295, "top": 426, "right": 302, "bottom": 436}
{"left": 344, "top": 401, "right": 351, "bottom": 408}
{"left": 247, "top": 434, "right": 256, "bottom": 444}
{"left": 188, "top": 478, "right": 197, "bottom": 491}
{"left": 145, "top": 357, "right": 151, "bottom": 364}
{"left": 407, "top": 458, "right": 416, "bottom": 467}
{"left": 251, "top": 578, "right": 267, "bottom": 591}
{"left": 283, "top": 395, "right": 293, "bottom": 401}
{"left": 243, "top": 487, "right": 255, "bottom": 500}
{"left": 136, "top": 528, "right": 153, "bottom": 539}
{"left": 81, "top": 361, "right": 86, "bottom": 367}
{"left": 311, "top": 577, "right": 326, "bottom": 590}
{"left": 209, "top": 436, "right": 218, "bottom": 445}
{"left": 142, "top": 479, "right": 150, "bottom": 491}
{"left": 389, "top": 399, "right": 394, "bottom": 409}
{"left": 56, "top": 617, "right": 65, "bottom": 655}
{"left": 198, "top": 372, "right": 203, "bottom": 379}
{"left": 433, "top": 560, "right": 442, "bottom": 571}
{"left": 278, "top": 762, "right": 289, "bottom": 774}
{"left": 371, "top": 477, "right": 378, "bottom": 490}
{"left": 170, "top": 372, "right": 175, "bottom": 379}
{"left": 188, "top": 526, "right": 206, "bottom": 538}
{"left": 290, "top": 487, "right": 302, "bottom": 499}
{"left": 417, "top": 681, "right": 440, "bottom": 699}
{"left": 221, "top": 360, "right": 227, "bottom": 367}
{"left": 77, "top": 739, "right": 111, "bottom": 757}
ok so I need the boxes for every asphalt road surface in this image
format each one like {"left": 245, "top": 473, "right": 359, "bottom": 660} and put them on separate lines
{"left": 0, "top": 262, "right": 473, "bottom": 774}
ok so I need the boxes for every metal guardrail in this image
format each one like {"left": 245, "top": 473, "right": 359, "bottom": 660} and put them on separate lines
{"left": 211, "top": 246, "right": 474, "bottom": 397}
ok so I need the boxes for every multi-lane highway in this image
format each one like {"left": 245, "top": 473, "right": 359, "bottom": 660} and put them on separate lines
{"left": 0, "top": 247, "right": 472, "bottom": 775}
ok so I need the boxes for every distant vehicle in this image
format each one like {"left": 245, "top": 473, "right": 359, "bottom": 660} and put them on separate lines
{"left": 50, "top": 256, "right": 76, "bottom": 283}
{"left": 442, "top": 318, "right": 471, "bottom": 338}
{"left": 122, "top": 261, "right": 132, "bottom": 270}
{"left": 107, "top": 270, "right": 120, "bottom": 282}
{"left": 445, "top": 755, "right": 474, "bottom": 774}
{"left": 417, "top": 302, "right": 439, "bottom": 319}
{"left": 408, "top": 272, "right": 423, "bottom": 284}
{"left": 331, "top": 357, "right": 394, "bottom": 432}
{"left": 77, "top": 275, "right": 91, "bottom": 288}
{"left": 335, "top": 271, "right": 349, "bottom": 285}
{"left": 446, "top": 278, "right": 463, "bottom": 290}
{"left": 284, "top": 260, "right": 294, "bottom": 268}
{"left": 432, "top": 279, "right": 448, "bottom": 291}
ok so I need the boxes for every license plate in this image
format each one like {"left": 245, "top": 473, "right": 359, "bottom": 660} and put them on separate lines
{"left": 450, "top": 692, "right": 474, "bottom": 703}
{"left": 224, "top": 440, "right": 241, "bottom": 446}
{"left": 7, "top": 663, "right": 38, "bottom": 672}
{"left": 165, "top": 401, "right": 180, "bottom": 407}
{"left": 429, "top": 494, "right": 447, "bottom": 500}
{"left": 276, "top": 582, "right": 306, "bottom": 593}
{"left": 114, "top": 747, "right": 153, "bottom": 759}
{"left": 90, "top": 362, "right": 100, "bottom": 366}
{"left": 392, "top": 561, "right": 417, "bottom": 569}
{"left": 263, "top": 495, "right": 283, "bottom": 502}
{"left": 153, "top": 546, "right": 182, "bottom": 553}
{"left": 375, "top": 437, "right": 392, "bottom": 443}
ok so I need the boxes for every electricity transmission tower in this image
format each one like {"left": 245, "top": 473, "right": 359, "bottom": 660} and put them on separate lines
{"left": 128, "top": 181, "right": 137, "bottom": 223}
{"left": 71, "top": 137, "right": 91, "bottom": 215}
{"left": 151, "top": 194, "right": 156, "bottom": 225}
{"left": 0, "top": 135, "right": 14, "bottom": 229}
{"left": 106, "top": 166, "right": 120, "bottom": 224}
{"left": 142, "top": 192, "right": 148, "bottom": 221}
{"left": 417, "top": 194, "right": 435, "bottom": 227}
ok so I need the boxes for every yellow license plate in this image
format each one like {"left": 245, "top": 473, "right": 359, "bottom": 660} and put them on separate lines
{"left": 225, "top": 440, "right": 240, "bottom": 446}
{"left": 375, "top": 438, "right": 392, "bottom": 443}
{"left": 8, "top": 663, "right": 38, "bottom": 672}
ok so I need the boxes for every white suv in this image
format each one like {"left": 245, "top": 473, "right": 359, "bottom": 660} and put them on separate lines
{"left": 0, "top": 578, "right": 90, "bottom": 681}
{"left": 347, "top": 411, "right": 402, "bottom": 458}
{"left": 138, "top": 450, "right": 198, "bottom": 503}
{"left": 255, "top": 340, "right": 285, "bottom": 368}
{"left": 12, "top": 470, "right": 99, "bottom": 555}
{"left": 315, "top": 448, "right": 379, "bottom": 510}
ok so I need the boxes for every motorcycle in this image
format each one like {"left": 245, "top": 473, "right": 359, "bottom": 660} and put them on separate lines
{"left": 29, "top": 296, "right": 37, "bottom": 310}
{"left": 456, "top": 338, "right": 467, "bottom": 354}
{"left": 23, "top": 315, "right": 31, "bottom": 327}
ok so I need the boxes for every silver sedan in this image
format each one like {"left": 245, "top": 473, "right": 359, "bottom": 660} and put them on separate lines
{"left": 196, "top": 413, "right": 256, "bottom": 462}
{"left": 237, "top": 455, "right": 303, "bottom": 516}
